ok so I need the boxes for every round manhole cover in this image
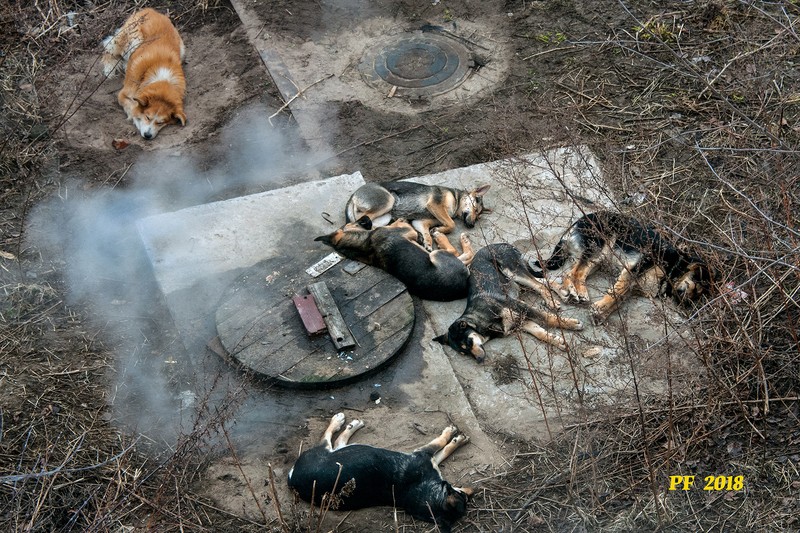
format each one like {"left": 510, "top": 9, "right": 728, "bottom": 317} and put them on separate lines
{"left": 214, "top": 252, "right": 415, "bottom": 389}
{"left": 359, "top": 31, "right": 474, "bottom": 97}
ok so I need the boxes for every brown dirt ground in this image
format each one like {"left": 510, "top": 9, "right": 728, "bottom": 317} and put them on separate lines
{"left": 2, "top": 0, "right": 798, "bottom": 532}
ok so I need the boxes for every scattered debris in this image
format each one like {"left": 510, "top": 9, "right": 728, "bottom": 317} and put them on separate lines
{"left": 305, "top": 252, "right": 342, "bottom": 277}
{"left": 112, "top": 138, "right": 130, "bottom": 150}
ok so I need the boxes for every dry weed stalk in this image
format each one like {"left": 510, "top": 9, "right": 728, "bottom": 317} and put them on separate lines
{"left": 267, "top": 463, "right": 289, "bottom": 532}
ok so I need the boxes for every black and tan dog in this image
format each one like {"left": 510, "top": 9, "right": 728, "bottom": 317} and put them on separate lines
{"left": 315, "top": 217, "right": 474, "bottom": 301}
{"left": 345, "top": 181, "right": 490, "bottom": 251}
{"left": 287, "top": 413, "right": 473, "bottom": 532}
{"left": 435, "top": 243, "right": 583, "bottom": 361}
{"left": 530, "top": 211, "right": 713, "bottom": 322}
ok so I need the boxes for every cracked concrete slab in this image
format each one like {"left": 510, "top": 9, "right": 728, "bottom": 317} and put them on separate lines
{"left": 409, "top": 147, "right": 703, "bottom": 440}
{"left": 137, "top": 146, "right": 702, "bottom": 521}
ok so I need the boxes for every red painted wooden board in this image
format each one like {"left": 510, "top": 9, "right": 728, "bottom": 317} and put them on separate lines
{"left": 292, "top": 294, "right": 327, "bottom": 336}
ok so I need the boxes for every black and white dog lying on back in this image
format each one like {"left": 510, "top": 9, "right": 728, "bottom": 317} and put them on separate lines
{"left": 287, "top": 413, "right": 473, "bottom": 531}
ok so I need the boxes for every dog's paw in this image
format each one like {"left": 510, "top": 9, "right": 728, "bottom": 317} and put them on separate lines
{"left": 568, "top": 287, "right": 590, "bottom": 303}
{"left": 544, "top": 294, "right": 561, "bottom": 310}
{"left": 570, "top": 284, "right": 589, "bottom": 301}
{"left": 590, "top": 305, "right": 608, "bottom": 324}
{"left": 565, "top": 291, "right": 583, "bottom": 303}
{"left": 331, "top": 412, "right": 346, "bottom": 430}
{"left": 442, "top": 425, "right": 458, "bottom": 440}
{"left": 567, "top": 318, "right": 584, "bottom": 331}
{"left": 102, "top": 63, "right": 118, "bottom": 78}
{"left": 450, "top": 434, "right": 470, "bottom": 447}
{"left": 346, "top": 419, "right": 365, "bottom": 432}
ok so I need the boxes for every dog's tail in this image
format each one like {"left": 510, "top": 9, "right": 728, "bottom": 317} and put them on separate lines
{"left": 345, "top": 194, "right": 356, "bottom": 223}
{"left": 528, "top": 239, "right": 568, "bottom": 278}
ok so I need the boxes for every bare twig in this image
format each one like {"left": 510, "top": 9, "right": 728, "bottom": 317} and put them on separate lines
{"left": 268, "top": 74, "right": 334, "bottom": 124}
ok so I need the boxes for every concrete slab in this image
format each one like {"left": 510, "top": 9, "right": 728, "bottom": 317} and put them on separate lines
{"left": 138, "top": 172, "right": 367, "bottom": 295}
{"left": 138, "top": 148, "right": 703, "bottom": 522}
{"left": 137, "top": 167, "right": 504, "bottom": 523}
{"left": 227, "top": 0, "right": 328, "bottom": 155}
{"left": 409, "top": 148, "right": 702, "bottom": 440}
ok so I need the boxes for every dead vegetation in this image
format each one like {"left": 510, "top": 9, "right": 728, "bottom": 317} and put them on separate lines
{"left": 473, "top": 2, "right": 799, "bottom": 531}
{"left": 1, "top": 0, "right": 798, "bottom": 532}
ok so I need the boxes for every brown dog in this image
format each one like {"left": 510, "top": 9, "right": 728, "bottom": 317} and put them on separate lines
{"left": 315, "top": 217, "right": 474, "bottom": 301}
{"left": 530, "top": 211, "right": 714, "bottom": 322}
{"left": 345, "top": 181, "right": 490, "bottom": 251}
{"left": 101, "top": 8, "right": 187, "bottom": 139}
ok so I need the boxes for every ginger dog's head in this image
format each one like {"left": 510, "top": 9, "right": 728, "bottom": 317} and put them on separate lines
{"left": 129, "top": 81, "right": 186, "bottom": 139}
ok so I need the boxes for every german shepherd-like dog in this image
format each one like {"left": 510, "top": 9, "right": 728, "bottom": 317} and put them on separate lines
{"left": 345, "top": 181, "right": 490, "bottom": 251}
{"left": 288, "top": 413, "right": 473, "bottom": 532}
{"left": 530, "top": 211, "right": 714, "bottom": 323}
{"left": 314, "top": 217, "right": 474, "bottom": 301}
{"left": 435, "top": 244, "right": 584, "bottom": 361}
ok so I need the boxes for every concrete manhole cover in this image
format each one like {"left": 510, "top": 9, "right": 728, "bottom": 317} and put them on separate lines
{"left": 359, "top": 30, "right": 474, "bottom": 98}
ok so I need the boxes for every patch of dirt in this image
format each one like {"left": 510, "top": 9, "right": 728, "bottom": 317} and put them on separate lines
{"left": 51, "top": 4, "right": 274, "bottom": 180}
{"left": 491, "top": 353, "right": 520, "bottom": 386}
{"left": 2, "top": 0, "right": 799, "bottom": 531}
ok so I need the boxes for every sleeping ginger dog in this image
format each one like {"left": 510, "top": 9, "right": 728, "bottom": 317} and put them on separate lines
{"left": 101, "top": 8, "right": 187, "bottom": 139}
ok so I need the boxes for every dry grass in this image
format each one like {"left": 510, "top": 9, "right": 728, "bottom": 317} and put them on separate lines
{"left": 1, "top": 0, "right": 798, "bottom": 532}
{"left": 0, "top": 1, "right": 259, "bottom": 532}
{"left": 463, "top": 2, "right": 800, "bottom": 531}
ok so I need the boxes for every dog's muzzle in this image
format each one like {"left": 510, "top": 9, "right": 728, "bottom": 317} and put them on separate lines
{"left": 673, "top": 287, "right": 694, "bottom": 305}
{"left": 462, "top": 212, "right": 476, "bottom": 228}
{"left": 467, "top": 333, "right": 486, "bottom": 363}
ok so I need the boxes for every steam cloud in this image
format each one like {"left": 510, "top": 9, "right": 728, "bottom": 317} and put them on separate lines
{"left": 27, "top": 104, "right": 330, "bottom": 446}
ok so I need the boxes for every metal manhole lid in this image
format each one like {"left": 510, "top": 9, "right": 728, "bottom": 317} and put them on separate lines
{"left": 359, "top": 31, "right": 474, "bottom": 97}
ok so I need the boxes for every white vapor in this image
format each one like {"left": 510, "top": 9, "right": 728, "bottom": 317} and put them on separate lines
{"left": 26, "top": 104, "right": 332, "bottom": 445}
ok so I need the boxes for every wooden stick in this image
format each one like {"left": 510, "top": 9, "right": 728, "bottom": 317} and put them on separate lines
{"left": 268, "top": 74, "right": 333, "bottom": 123}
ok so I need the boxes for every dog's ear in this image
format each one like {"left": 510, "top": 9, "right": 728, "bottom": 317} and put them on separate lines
{"left": 437, "top": 485, "right": 471, "bottom": 530}
{"left": 473, "top": 184, "right": 490, "bottom": 197}
{"left": 133, "top": 95, "right": 148, "bottom": 107}
{"left": 314, "top": 234, "right": 335, "bottom": 246}
{"left": 316, "top": 229, "right": 343, "bottom": 246}
{"left": 445, "top": 490, "right": 469, "bottom": 512}
{"left": 173, "top": 108, "right": 187, "bottom": 127}
{"left": 433, "top": 333, "right": 449, "bottom": 345}
{"left": 693, "top": 263, "right": 715, "bottom": 290}
{"left": 456, "top": 320, "right": 470, "bottom": 331}
{"left": 356, "top": 215, "right": 372, "bottom": 230}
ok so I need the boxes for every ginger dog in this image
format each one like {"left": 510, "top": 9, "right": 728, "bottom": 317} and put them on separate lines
{"left": 101, "top": 8, "right": 187, "bottom": 139}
